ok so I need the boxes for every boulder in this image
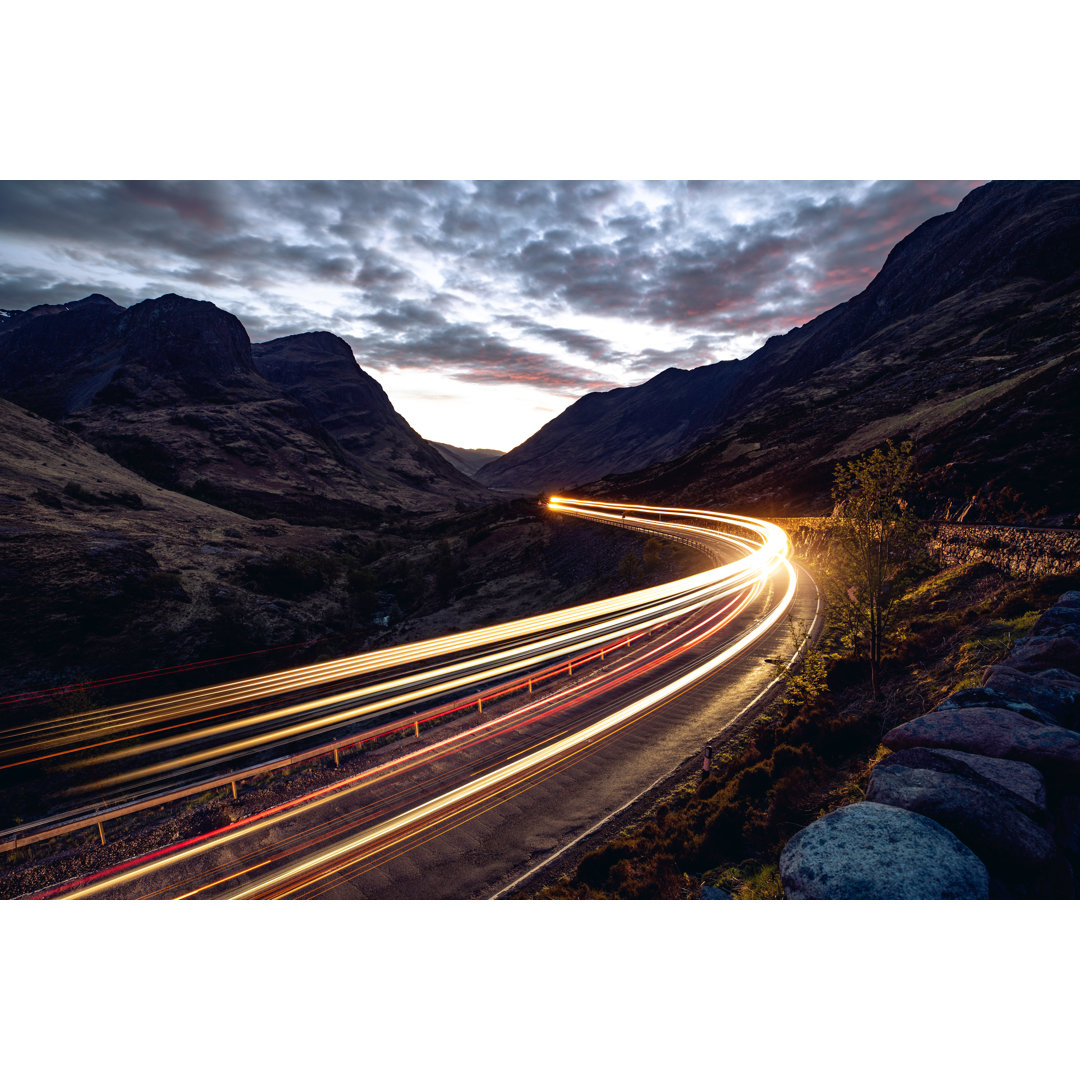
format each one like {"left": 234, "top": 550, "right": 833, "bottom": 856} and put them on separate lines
{"left": 933, "top": 686, "right": 1055, "bottom": 725}
{"left": 1005, "top": 634, "right": 1080, "bottom": 678}
{"left": 865, "top": 762, "right": 1055, "bottom": 872}
{"left": 882, "top": 707, "right": 1080, "bottom": 783}
{"left": 984, "top": 665, "right": 1080, "bottom": 728}
{"left": 700, "top": 886, "right": 734, "bottom": 900}
{"left": 881, "top": 746, "right": 1047, "bottom": 813}
{"left": 1029, "top": 606, "right": 1080, "bottom": 638}
{"left": 779, "top": 802, "right": 989, "bottom": 900}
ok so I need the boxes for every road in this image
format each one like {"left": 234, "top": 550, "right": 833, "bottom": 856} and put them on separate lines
{"left": 15, "top": 498, "right": 817, "bottom": 899}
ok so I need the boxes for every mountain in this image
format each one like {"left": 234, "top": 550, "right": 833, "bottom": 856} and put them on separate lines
{"left": 251, "top": 331, "right": 488, "bottom": 498}
{"left": 481, "top": 181, "right": 1080, "bottom": 523}
{"left": 474, "top": 361, "right": 745, "bottom": 491}
{"left": 431, "top": 441, "right": 504, "bottom": 478}
{"left": 0, "top": 293, "right": 487, "bottom": 525}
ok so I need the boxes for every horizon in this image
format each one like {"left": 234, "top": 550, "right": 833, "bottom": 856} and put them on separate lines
{"left": 0, "top": 180, "right": 983, "bottom": 452}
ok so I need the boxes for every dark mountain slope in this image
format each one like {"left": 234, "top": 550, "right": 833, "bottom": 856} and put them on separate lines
{"left": 587, "top": 227, "right": 1080, "bottom": 522}
{"left": 0, "top": 293, "right": 127, "bottom": 418}
{"left": 430, "top": 442, "right": 504, "bottom": 478}
{"left": 252, "top": 332, "right": 486, "bottom": 501}
{"left": 737, "top": 180, "right": 1080, "bottom": 397}
{"left": 475, "top": 360, "right": 746, "bottom": 491}
{"left": 0, "top": 294, "right": 483, "bottom": 525}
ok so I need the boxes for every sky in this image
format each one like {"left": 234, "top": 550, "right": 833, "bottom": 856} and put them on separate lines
{"left": 0, "top": 180, "right": 984, "bottom": 451}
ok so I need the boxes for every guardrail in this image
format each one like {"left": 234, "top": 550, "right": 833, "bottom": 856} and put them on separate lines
{"left": 1, "top": 622, "right": 685, "bottom": 854}
{"left": 0, "top": 509, "right": 747, "bottom": 856}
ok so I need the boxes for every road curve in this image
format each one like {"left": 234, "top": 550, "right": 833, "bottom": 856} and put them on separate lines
{"left": 21, "top": 498, "right": 815, "bottom": 899}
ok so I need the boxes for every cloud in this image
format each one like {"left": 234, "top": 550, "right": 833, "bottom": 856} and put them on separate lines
{"left": 0, "top": 179, "right": 986, "bottom": 443}
{"left": 349, "top": 318, "right": 613, "bottom": 395}
{"left": 504, "top": 316, "right": 626, "bottom": 366}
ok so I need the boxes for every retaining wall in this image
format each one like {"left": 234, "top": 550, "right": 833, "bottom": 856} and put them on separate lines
{"left": 772, "top": 518, "right": 1080, "bottom": 579}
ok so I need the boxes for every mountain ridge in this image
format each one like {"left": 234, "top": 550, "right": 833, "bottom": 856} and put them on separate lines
{"left": 0, "top": 293, "right": 487, "bottom": 525}
{"left": 478, "top": 181, "right": 1080, "bottom": 522}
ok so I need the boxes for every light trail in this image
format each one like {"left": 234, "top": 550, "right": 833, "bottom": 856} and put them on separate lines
{"left": 2, "top": 509, "right": 771, "bottom": 807}
{"left": 219, "top": 559, "right": 795, "bottom": 900}
{"left": 0, "top": 526, "right": 752, "bottom": 769}
{"left": 0, "top": 526, "right": 743, "bottom": 753}
{"left": 44, "top": 578, "right": 764, "bottom": 899}
{"left": 15, "top": 498, "right": 795, "bottom": 899}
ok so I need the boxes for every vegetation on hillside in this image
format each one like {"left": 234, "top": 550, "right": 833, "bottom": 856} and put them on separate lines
{"left": 533, "top": 560, "right": 1078, "bottom": 899}
{"left": 531, "top": 442, "right": 1079, "bottom": 900}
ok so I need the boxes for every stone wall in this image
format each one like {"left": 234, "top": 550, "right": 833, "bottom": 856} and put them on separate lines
{"left": 772, "top": 518, "right": 1080, "bottom": 580}
{"left": 778, "top": 592, "right": 1080, "bottom": 899}
{"left": 929, "top": 524, "right": 1080, "bottom": 578}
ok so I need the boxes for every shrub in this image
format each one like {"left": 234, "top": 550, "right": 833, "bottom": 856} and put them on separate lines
{"left": 244, "top": 552, "right": 334, "bottom": 599}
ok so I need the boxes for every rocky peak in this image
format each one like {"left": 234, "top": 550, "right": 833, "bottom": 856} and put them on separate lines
{"left": 115, "top": 294, "right": 254, "bottom": 379}
{"left": 0, "top": 292, "right": 123, "bottom": 332}
{"left": 70, "top": 293, "right": 123, "bottom": 310}
{"left": 253, "top": 331, "right": 484, "bottom": 493}
{"left": 0, "top": 294, "right": 127, "bottom": 417}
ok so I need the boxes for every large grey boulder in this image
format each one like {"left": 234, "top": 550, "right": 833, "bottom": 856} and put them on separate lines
{"left": 882, "top": 707, "right": 1080, "bottom": 782}
{"left": 1006, "top": 634, "right": 1080, "bottom": 678}
{"left": 865, "top": 762, "right": 1055, "bottom": 872}
{"left": 881, "top": 746, "right": 1047, "bottom": 813}
{"left": 779, "top": 802, "right": 989, "bottom": 900}
{"left": 1029, "top": 604, "right": 1080, "bottom": 639}
{"left": 932, "top": 687, "right": 1055, "bottom": 725}
{"left": 984, "top": 665, "right": 1080, "bottom": 728}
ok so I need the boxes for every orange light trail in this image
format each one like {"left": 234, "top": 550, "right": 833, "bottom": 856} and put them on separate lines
{"left": 15, "top": 498, "right": 795, "bottom": 898}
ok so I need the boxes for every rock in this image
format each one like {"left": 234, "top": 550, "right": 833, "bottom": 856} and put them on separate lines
{"left": 882, "top": 746, "right": 1047, "bottom": 813}
{"left": 1006, "top": 634, "right": 1080, "bottom": 678}
{"left": 700, "top": 886, "right": 734, "bottom": 900}
{"left": 865, "top": 762, "right": 1055, "bottom": 872}
{"left": 882, "top": 706, "right": 1080, "bottom": 783}
{"left": 933, "top": 686, "right": 1055, "bottom": 725}
{"left": 780, "top": 802, "right": 989, "bottom": 900}
{"left": 984, "top": 664, "right": 1080, "bottom": 728}
{"left": 1029, "top": 607, "right": 1080, "bottom": 638}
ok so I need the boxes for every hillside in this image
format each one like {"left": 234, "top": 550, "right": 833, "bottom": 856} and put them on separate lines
{"left": 474, "top": 361, "right": 744, "bottom": 491}
{"left": 431, "top": 442, "right": 504, "bottom": 478}
{"left": 252, "top": 332, "right": 486, "bottom": 499}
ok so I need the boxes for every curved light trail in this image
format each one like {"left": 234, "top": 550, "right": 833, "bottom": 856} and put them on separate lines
{"left": 8, "top": 498, "right": 797, "bottom": 899}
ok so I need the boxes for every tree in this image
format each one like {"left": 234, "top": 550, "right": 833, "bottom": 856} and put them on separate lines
{"left": 827, "top": 440, "right": 925, "bottom": 698}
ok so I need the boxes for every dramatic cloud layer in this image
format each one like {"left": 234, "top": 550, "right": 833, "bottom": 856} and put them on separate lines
{"left": 0, "top": 179, "right": 983, "bottom": 449}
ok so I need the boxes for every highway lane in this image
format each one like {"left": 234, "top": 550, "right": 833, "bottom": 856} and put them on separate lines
{"left": 18, "top": 498, "right": 815, "bottom": 899}
{"left": 0, "top": 502, "right": 773, "bottom": 833}
{"left": 44, "top": 576, "right": 794, "bottom": 899}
